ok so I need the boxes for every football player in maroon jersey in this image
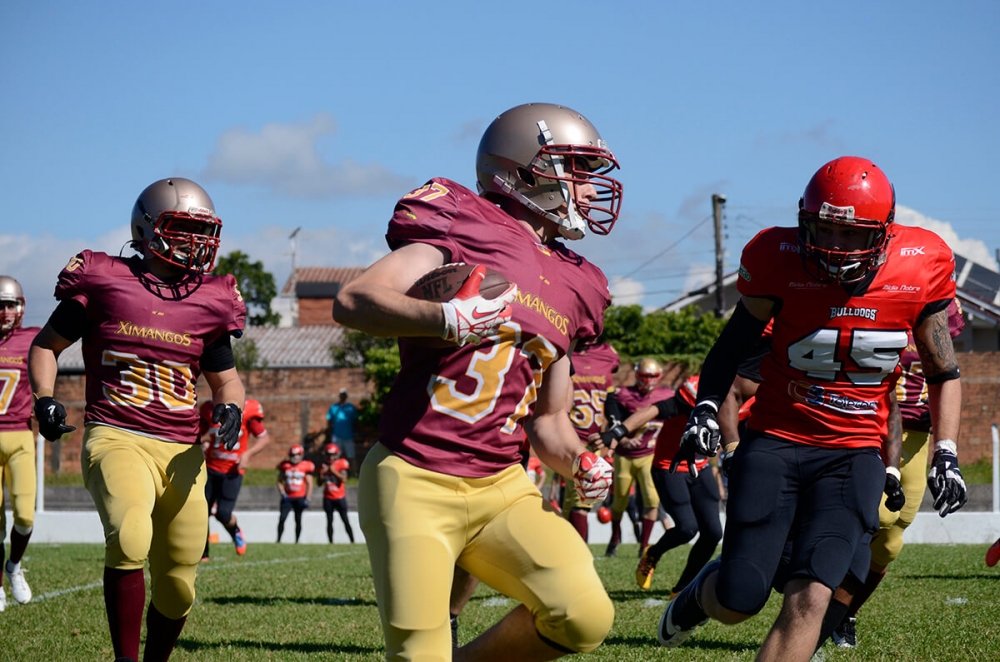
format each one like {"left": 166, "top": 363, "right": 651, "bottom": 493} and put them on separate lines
{"left": 333, "top": 103, "right": 621, "bottom": 661}
{"left": 658, "top": 157, "right": 965, "bottom": 662}
{"left": 0, "top": 276, "right": 39, "bottom": 610}
{"left": 199, "top": 396, "right": 270, "bottom": 560}
{"left": 566, "top": 338, "right": 620, "bottom": 541}
{"left": 601, "top": 358, "right": 672, "bottom": 557}
{"left": 827, "top": 298, "right": 965, "bottom": 649}
{"left": 276, "top": 444, "right": 315, "bottom": 543}
{"left": 28, "top": 178, "right": 246, "bottom": 662}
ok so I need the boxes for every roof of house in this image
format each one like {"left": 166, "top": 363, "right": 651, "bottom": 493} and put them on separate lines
{"left": 56, "top": 324, "right": 346, "bottom": 372}
{"left": 280, "top": 267, "right": 366, "bottom": 297}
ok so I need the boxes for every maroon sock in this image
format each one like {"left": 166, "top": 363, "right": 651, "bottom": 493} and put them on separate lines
{"left": 104, "top": 567, "right": 146, "bottom": 661}
{"left": 610, "top": 518, "right": 622, "bottom": 544}
{"left": 640, "top": 518, "right": 654, "bottom": 549}
{"left": 848, "top": 568, "right": 887, "bottom": 617}
{"left": 8, "top": 528, "right": 31, "bottom": 564}
{"left": 569, "top": 510, "right": 589, "bottom": 541}
{"left": 143, "top": 603, "right": 188, "bottom": 662}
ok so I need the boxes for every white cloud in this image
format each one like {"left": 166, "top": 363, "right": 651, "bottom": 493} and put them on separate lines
{"left": 202, "top": 113, "right": 416, "bottom": 197}
{"left": 896, "top": 205, "right": 998, "bottom": 270}
{"left": 608, "top": 276, "right": 645, "bottom": 306}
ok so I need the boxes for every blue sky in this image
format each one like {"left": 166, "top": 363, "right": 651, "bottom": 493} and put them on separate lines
{"left": 3, "top": 1, "right": 999, "bottom": 327}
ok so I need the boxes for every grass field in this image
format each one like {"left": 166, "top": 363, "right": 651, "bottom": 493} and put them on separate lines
{"left": 2, "top": 542, "right": 998, "bottom": 661}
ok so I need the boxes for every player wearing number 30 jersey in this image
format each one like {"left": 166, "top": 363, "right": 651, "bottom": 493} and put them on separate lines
{"left": 29, "top": 178, "right": 246, "bottom": 662}
{"left": 335, "top": 102, "right": 622, "bottom": 661}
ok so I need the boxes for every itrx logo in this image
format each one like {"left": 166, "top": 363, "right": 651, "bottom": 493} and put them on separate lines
{"left": 900, "top": 246, "right": 925, "bottom": 257}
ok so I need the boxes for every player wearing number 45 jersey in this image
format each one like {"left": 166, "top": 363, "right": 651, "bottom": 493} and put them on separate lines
{"left": 660, "top": 157, "right": 964, "bottom": 662}
{"left": 29, "top": 178, "right": 246, "bottom": 662}
{"left": 334, "top": 102, "right": 621, "bottom": 661}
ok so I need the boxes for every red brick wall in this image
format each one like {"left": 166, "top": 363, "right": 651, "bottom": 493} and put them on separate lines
{"left": 297, "top": 298, "right": 336, "bottom": 326}
{"left": 41, "top": 352, "right": 1000, "bottom": 473}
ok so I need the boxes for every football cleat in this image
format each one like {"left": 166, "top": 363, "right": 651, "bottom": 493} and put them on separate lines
{"left": 657, "top": 592, "right": 708, "bottom": 648}
{"left": 0, "top": 586, "right": 5, "bottom": 612}
{"left": 986, "top": 538, "right": 1000, "bottom": 568}
{"left": 636, "top": 547, "right": 657, "bottom": 590}
{"left": 604, "top": 539, "right": 619, "bottom": 558}
{"left": 832, "top": 616, "right": 857, "bottom": 648}
{"left": 5, "top": 564, "right": 31, "bottom": 604}
{"left": 234, "top": 527, "right": 247, "bottom": 556}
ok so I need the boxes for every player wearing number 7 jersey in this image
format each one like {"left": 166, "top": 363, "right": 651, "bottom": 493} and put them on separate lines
{"left": 334, "top": 102, "right": 622, "bottom": 661}
{"left": 659, "top": 157, "right": 962, "bottom": 662}
{"left": 28, "top": 177, "right": 246, "bottom": 662}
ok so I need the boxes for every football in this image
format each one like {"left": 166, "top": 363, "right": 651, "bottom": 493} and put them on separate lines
{"left": 402, "top": 263, "right": 513, "bottom": 348}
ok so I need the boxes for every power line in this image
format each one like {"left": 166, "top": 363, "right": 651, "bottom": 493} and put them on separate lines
{"left": 621, "top": 214, "right": 713, "bottom": 279}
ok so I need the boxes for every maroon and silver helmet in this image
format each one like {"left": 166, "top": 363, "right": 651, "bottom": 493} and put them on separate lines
{"left": 476, "top": 103, "right": 623, "bottom": 240}
{"left": 131, "top": 178, "right": 223, "bottom": 273}
{"left": 634, "top": 358, "right": 663, "bottom": 394}
{"left": 0, "top": 275, "right": 25, "bottom": 333}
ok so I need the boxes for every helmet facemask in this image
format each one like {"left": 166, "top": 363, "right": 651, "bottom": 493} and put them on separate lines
{"left": 798, "top": 205, "right": 890, "bottom": 284}
{"left": 148, "top": 209, "right": 223, "bottom": 273}
{"left": 634, "top": 358, "right": 662, "bottom": 394}
{"left": 0, "top": 277, "right": 25, "bottom": 333}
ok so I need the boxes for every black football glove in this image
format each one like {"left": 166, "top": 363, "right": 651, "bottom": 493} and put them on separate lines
{"left": 212, "top": 403, "right": 243, "bottom": 451}
{"left": 671, "top": 401, "right": 720, "bottom": 478}
{"left": 34, "top": 396, "right": 76, "bottom": 441}
{"left": 598, "top": 422, "right": 629, "bottom": 449}
{"left": 927, "top": 440, "right": 967, "bottom": 517}
{"left": 719, "top": 441, "right": 740, "bottom": 479}
{"left": 884, "top": 467, "right": 905, "bottom": 512}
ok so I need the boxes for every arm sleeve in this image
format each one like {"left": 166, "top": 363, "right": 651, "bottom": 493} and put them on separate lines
{"left": 200, "top": 334, "right": 236, "bottom": 373}
{"left": 603, "top": 389, "right": 624, "bottom": 424}
{"left": 696, "top": 301, "right": 769, "bottom": 407}
{"left": 47, "top": 299, "right": 89, "bottom": 343}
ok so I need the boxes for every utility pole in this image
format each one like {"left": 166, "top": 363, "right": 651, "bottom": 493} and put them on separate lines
{"left": 712, "top": 194, "right": 727, "bottom": 317}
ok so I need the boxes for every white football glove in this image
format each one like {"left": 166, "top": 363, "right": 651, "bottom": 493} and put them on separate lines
{"left": 440, "top": 265, "right": 517, "bottom": 346}
{"left": 926, "top": 440, "right": 967, "bottom": 517}
{"left": 572, "top": 451, "right": 613, "bottom": 506}
{"left": 671, "top": 401, "right": 721, "bottom": 478}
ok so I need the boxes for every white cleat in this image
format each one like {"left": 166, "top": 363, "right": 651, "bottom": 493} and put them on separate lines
{"left": 5, "top": 565, "right": 32, "bottom": 604}
{"left": 0, "top": 586, "right": 6, "bottom": 612}
{"left": 657, "top": 595, "right": 706, "bottom": 648}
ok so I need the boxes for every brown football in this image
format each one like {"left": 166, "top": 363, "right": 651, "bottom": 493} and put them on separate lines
{"left": 402, "top": 263, "right": 513, "bottom": 348}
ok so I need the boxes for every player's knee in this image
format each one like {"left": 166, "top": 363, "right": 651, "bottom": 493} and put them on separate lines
{"left": 215, "top": 502, "right": 235, "bottom": 524}
{"left": 716, "top": 559, "right": 771, "bottom": 616}
{"left": 109, "top": 506, "right": 154, "bottom": 566}
{"left": 12, "top": 519, "right": 33, "bottom": 533}
{"left": 540, "top": 586, "right": 615, "bottom": 654}
{"left": 871, "top": 528, "right": 905, "bottom": 567}
{"left": 152, "top": 577, "right": 196, "bottom": 620}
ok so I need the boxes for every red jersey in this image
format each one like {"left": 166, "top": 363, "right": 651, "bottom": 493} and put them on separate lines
{"left": 278, "top": 459, "right": 315, "bottom": 498}
{"left": 569, "top": 342, "right": 620, "bottom": 445}
{"left": 739, "top": 225, "right": 956, "bottom": 449}
{"left": 615, "top": 384, "right": 674, "bottom": 459}
{"left": 653, "top": 376, "right": 710, "bottom": 473}
{"left": 379, "top": 179, "right": 610, "bottom": 478}
{"left": 895, "top": 298, "right": 964, "bottom": 432}
{"left": 54, "top": 251, "right": 246, "bottom": 444}
{"left": 0, "top": 326, "right": 40, "bottom": 431}
{"left": 320, "top": 458, "right": 350, "bottom": 500}
{"left": 200, "top": 398, "right": 267, "bottom": 474}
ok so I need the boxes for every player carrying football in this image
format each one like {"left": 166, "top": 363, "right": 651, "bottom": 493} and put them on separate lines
{"left": 333, "top": 102, "right": 622, "bottom": 661}
{"left": 0, "top": 276, "right": 39, "bottom": 611}
{"left": 658, "top": 156, "right": 965, "bottom": 662}
{"left": 28, "top": 178, "right": 246, "bottom": 662}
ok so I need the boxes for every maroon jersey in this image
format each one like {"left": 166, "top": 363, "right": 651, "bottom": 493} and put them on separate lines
{"left": 278, "top": 459, "right": 315, "bottom": 498}
{"left": 380, "top": 178, "right": 610, "bottom": 477}
{"left": 895, "top": 298, "right": 964, "bottom": 432}
{"left": 54, "top": 251, "right": 246, "bottom": 444}
{"left": 740, "top": 225, "right": 956, "bottom": 449}
{"left": 569, "top": 342, "right": 620, "bottom": 445}
{"left": 615, "top": 384, "right": 675, "bottom": 459}
{"left": 200, "top": 398, "right": 267, "bottom": 474}
{"left": 0, "top": 326, "right": 40, "bottom": 431}
{"left": 321, "top": 458, "right": 350, "bottom": 500}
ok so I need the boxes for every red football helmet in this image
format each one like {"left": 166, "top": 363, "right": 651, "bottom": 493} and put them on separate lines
{"left": 325, "top": 443, "right": 340, "bottom": 457}
{"left": 289, "top": 444, "right": 305, "bottom": 458}
{"left": 634, "top": 358, "right": 663, "bottom": 394}
{"left": 798, "top": 156, "right": 895, "bottom": 283}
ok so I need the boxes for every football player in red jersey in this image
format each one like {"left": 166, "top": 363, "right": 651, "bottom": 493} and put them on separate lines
{"left": 566, "top": 338, "right": 620, "bottom": 540}
{"left": 319, "top": 443, "right": 354, "bottom": 543}
{"left": 276, "top": 444, "right": 314, "bottom": 543}
{"left": 601, "top": 358, "right": 672, "bottom": 557}
{"left": 198, "top": 396, "right": 270, "bottom": 560}
{"left": 658, "top": 157, "right": 964, "bottom": 662}
{"left": 594, "top": 374, "right": 723, "bottom": 594}
{"left": 0, "top": 276, "right": 39, "bottom": 610}
{"left": 28, "top": 178, "right": 246, "bottom": 662}
{"left": 333, "top": 102, "right": 621, "bottom": 661}
{"left": 827, "top": 299, "right": 965, "bottom": 649}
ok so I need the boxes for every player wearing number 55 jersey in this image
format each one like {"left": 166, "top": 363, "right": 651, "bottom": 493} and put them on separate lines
{"left": 334, "top": 102, "right": 621, "bottom": 661}
{"left": 660, "top": 157, "right": 963, "bottom": 662}
{"left": 29, "top": 178, "right": 246, "bottom": 662}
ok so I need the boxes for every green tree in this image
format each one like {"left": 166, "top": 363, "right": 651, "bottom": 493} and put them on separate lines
{"left": 602, "top": 304, "right": 728, "bottom": 371}
{"left": 214, "top": 250, "right": 281, "bottom": 327}
{"left": 232, "top": 336, "right": 269, "bottom": 373}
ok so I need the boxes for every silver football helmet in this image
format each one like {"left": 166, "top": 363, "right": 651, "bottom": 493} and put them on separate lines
{"left": 131, "top": 178, "right": 223, "bottom": 272}
{"left": 0, "top": 275, "right": 25, "bottom": 333}
{"left": 476, "top": 103, "right": 622, "bottom": 240}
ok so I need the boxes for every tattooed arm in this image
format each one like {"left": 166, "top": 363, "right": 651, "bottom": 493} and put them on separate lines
{"left": 914, "top": 306, "right": 962, "bottom": 445}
